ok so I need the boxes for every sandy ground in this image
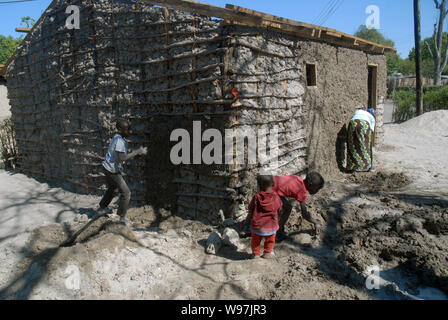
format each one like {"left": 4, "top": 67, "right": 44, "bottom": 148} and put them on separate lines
{"left": 0, "top": 172, "right": 99, "bottom": 243}
{"left": 376, "top": 110, "right": 448, "bottom": 192}
{"left": 0, "top": 108, "right": 447, "bottom": 300}
{"left": 383, "top": 99, "right": 396, "bottom": 124}
{"left": 0, "top": 84, "right": 11, "bottom": 122}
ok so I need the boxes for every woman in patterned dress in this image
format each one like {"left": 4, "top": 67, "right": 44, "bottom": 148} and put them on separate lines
{"left": 347, "top": 107, "right": 376, "bottom": 172}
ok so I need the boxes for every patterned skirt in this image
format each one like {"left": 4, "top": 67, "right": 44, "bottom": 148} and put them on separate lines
{"left": 347, "top": 119, "right": 373, "bottom": 172}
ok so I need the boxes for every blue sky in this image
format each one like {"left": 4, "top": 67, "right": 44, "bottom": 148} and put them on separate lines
{"left": 0, "top": 0, "right": 445, "bottom": 58}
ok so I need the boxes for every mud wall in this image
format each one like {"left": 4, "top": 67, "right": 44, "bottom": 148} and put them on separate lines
{"left": 300, "top": 42, "right": 387, "bottom": 178}
{"left": 7, "top": 0, "right": 387, "bottom": 224}
{"left": 225, "top": 28, "right": 387, "bottom": 207}
{"left": 223, "top": 25, "right": 308, "bottom": 211}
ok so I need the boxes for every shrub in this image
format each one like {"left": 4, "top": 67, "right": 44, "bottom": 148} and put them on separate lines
{"left": 391, "top": 89, "right": 416, "bottom": 122}
{"left": 424, "top": 86, "right": 448, "bottom": 112}
{"left": 391, "top": 86, "right": 448, "bottom": 122}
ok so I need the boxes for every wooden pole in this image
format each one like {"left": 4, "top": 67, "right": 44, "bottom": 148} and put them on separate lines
{"left": 15, "top": 28, "right": 31, "bottom": 33}
{"left": 414, "top": 0, "right": 424, "bottom": 116}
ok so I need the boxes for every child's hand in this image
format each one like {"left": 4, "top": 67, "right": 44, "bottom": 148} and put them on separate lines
{"left": 313, "top": 221, "right": 322, "bottom": 235}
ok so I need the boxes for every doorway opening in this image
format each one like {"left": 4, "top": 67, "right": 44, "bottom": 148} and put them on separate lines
{"left": 368, "top": 65, "right": 378, "bottom": 109}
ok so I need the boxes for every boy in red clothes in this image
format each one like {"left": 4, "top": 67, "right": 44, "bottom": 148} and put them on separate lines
{"left": 249, "top": 175, "right": 283, "bottom": 259}
{"left": 273, "top": 172, "right": 325, "bottom": 241}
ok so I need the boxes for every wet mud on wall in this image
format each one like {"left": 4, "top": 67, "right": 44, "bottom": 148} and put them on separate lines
{"left": 300, "top": 42, "right": 387, "bottom": 179}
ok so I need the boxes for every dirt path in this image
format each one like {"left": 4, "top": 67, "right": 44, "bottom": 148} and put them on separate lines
{"left": 0, "top": 111, "right": 447, "bottom": 300}
{"left": 383, "top": 98, "right": 396, "bottom": 124}
{"left": 0, "top": 172, "right": 99, "bottom": 243}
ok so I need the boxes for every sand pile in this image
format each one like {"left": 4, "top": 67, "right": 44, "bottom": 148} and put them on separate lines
{"left": 376, "top": 110, "right": 448, "bottom": 192}
{"left": 399, "top": 110, "right": 448, "bottom": 134}
{"left": 0, "top": 219, "right": 206, "bottom": 299}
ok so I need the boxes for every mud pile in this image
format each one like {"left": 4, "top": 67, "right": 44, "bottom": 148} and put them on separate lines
{"left": 294, "top": 171, "right": 448, "bottom": 297}
{"left": 346, "top": 171, "right": 412, "bottom": 191}
{"left": 340, "top": 209, "right": 448, "bottom": 292}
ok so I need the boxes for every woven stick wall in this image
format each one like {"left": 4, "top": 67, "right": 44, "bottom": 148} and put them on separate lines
{"left": 9, "top": 0, "right": 389, "bottom": 225}
{"left": 221, "top": 24, "right": 308, "bottom": 218}
{"left": 7, "top": 0, "right": 229, "bottom": 214}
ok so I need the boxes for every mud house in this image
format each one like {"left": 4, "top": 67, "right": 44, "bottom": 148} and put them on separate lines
{"left": 5, "top": 0, "right": 395, "bottom": 224}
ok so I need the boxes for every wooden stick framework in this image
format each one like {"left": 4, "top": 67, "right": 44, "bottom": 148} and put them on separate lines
{"left": 5, "top": 0, "right": 388, "bottom": 224}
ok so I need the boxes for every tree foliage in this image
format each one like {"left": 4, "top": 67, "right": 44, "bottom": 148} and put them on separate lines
{"left": 354, "top": 25, "right": 395, "bottom": 47}
{"left": 408, "top": 33, "right": 447, "bottom": 61}
{"left": 20, "top": 16, "right": 36, "bottom": 29}
{"left": 408, "top": 33, "right": 448, "bottom": 76}
{"left": 354, "top": 26, "right": 448, "bottom": 77}
{"left": 0, "top": 17, "right": 35, "bottom": 66}
{"left": 0, "top": 35, "right": 22, "bottom": 65}
{"left": 354, "top": 25, "right": 412, "bottom": 76}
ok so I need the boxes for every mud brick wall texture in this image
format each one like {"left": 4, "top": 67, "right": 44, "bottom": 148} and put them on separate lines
{"left": 6, "top": 0, "right": 387, "bottom": 224}
{"left": 301, "top": 45, "right": 387, "bottom": 175}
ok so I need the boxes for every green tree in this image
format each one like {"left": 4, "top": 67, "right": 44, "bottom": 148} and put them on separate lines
{"left": 408, "top": 33, "right": 448, "bottom": 61}
{"left": 385, "top": 53, "right": 403, "bottom": 75}
{"left": 428, "top": 0, "right": 448, "bottom": 85}
{"left": 0, "top": 35, "right": 22, "bottom": 65}
{"left": 399, "top": 58, "right": 416, "bottom": 76}
{"left": 354, "top": 25, "right": 395, "bottom": 47}
{"left": 408, "top": 33, "right": 448, "bottom": 76}
{"left": 354, "top": 25, "right": 414, "bottom": 76}
{"left": 20, "top": 16, "right": 36, "bottom": 29}
{"left": 422, "top": 59, "right": 437, "bottom": 78}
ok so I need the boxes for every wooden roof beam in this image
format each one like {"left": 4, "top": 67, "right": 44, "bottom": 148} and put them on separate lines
{"left": 226, "top": 4, "right": 335, "bottom": 34}
{"left": 225, "top": 3, "right": 396, "bottom": 53}
{"left": 142, "top": 0, "right": 260, "bottom": 22}
{"left": 143, "top": 1, "right": 396, "bottom": 54}
{"left": 15, "top": 28, "right": 31, "bottom": 33}
{"left": 144, "top": 0, "right": 316, "bottom": 37}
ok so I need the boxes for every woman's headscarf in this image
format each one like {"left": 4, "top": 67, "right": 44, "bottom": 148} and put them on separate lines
{"left": 367, "top": 108, "right": 376, "bottom": 117}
